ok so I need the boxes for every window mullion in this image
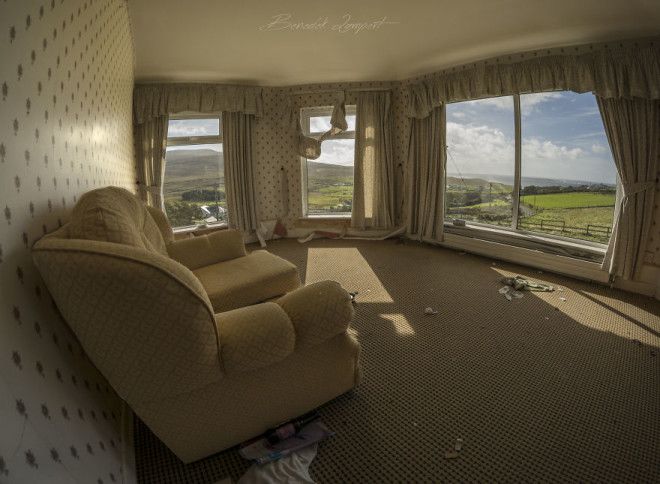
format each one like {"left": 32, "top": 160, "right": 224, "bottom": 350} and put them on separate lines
{"left": 512, "top": 94, "right": 522, "bottom": 230}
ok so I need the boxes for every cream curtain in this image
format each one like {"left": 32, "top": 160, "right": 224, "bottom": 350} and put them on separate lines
{"left": 223, "top": 111, "right": 258, "bottom": 233}
{"left": 406, "top": 43, "right": 660, "bottom": 117}
{"left": 134, "top": 83, "right": 263, "bottom": 123}
{"left": 406, "top": 106, "right": 445, "bottom": 241}
{"left": 597, "top": 97, "right": 659, "bottom": 280}
{"left": 295, "top": 92, "right": 348, "bottom": 159}
{"left": 134, "top": 115, "right": 169, "bottom": 208}
{"left": 352, "top": 91, "right": 395, "bottom": 229}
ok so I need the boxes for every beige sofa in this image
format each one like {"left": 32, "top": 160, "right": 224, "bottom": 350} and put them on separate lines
{"left": 32, "top": 187, "right": 361, "bottom": 463}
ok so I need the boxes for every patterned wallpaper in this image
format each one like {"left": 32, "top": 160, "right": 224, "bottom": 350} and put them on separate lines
{"left": 252, "top": 47, "right": 659, "bottom": 270}
{"left": 0, "top": 0, "right": 136, "bottom": 482}
{"left": 254, "top": 82, "right": 410, "bottom": 231}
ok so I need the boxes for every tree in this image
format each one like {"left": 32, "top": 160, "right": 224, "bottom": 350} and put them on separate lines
{"left": 181, "top": 188, "right": 226, "bottom": 202}
{"left": 164, "top": 200, "right": 200, "bottom": 227}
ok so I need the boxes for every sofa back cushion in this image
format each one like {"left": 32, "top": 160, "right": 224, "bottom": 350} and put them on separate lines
{"left": 67, "top": 186, "right": 167, "bottom": 256}
{"left": 146, "top": 205, "right": 175, "bottom": 243}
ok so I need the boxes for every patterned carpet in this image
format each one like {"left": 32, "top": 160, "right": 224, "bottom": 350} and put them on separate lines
{"left": 135, "top": 238, "right": 660, "bottom": 483}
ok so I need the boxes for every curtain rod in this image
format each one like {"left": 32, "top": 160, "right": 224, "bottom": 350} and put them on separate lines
{"left": 289, "top": 86, "right": 392, "bottom": 95}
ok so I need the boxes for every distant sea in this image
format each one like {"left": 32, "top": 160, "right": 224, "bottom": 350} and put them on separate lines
{"left": 449, "top": 173, "right": 616, "bottom": 188}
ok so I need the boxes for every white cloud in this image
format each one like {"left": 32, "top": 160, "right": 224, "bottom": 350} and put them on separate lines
{"left": 476, "top": 96, "right": 513, "bottom": 111}
{"left": 450, "top": 111, "right": 466, "bottom": 119}
{"left": 520, "top": 92, "right": 563, "bottom": 116}
{"left": 522, "top": 138, "right": 583, "bottom": 161}
{"left": 168, "top": 119, "right": 219, "bottom": 137}
{"left": 314, "top": 138, "right": 355, "bottom": 166}
{"left": 309, "top": 116, "right": 331, "bottom": 133}
{"left": 591, "top": 143, "right": 608, "bottom": 154}
{"left": 446, "top": 121, "right": 614, "bottom": 182}
{"left": 463, "top": 92, "right": 564, "bottom": 116}
{"left": 446, "top": 122, "right": 514, "bottom": 175}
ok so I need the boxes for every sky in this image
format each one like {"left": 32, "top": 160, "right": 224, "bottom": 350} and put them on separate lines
{"left": 166, "top": 118, "right": 222, "bottom": 152}
{"left": 163, "top": 92, "right": 616, "bottom": 183}
{"left": 446, "top": 91, "right": 616, "bottom": 184}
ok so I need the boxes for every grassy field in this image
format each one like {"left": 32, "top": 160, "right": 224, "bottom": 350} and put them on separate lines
{"left": 307, "top": 162, "right": 354, "bottom": 213}
{"left": 521, "top": 192, "right": 615, "bottom": 209}
{"left": 447, "top": 174, "right": 616, "bottom": 243}
{"left": 456, "top": 199, "right": 510, "bottom": 209}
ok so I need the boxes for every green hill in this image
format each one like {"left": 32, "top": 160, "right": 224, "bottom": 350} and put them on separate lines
{"left": 307, "top": 160, "right": 354, "bottom": 179}
{"left": 163, "top": 148, "right": 224, "bottom": 199}
{"left": 446, "top": 176, "right": 511, "bottom": 193}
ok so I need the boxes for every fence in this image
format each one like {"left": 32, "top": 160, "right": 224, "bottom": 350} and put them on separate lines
{"left": 518, "top": 218, "right": 611, "bottom": 239}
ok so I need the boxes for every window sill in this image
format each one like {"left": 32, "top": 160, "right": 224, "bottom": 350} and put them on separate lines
{"left": 300, "top": 214, "right": 351, "bottom": 220}
{"left": 173, "top": 222, "right": 228, "bottom": 238}
{"left": 296, "top": 216, "right": 351, "bottom": 229}
{"left": 444, "top": 222, "right": 606, "bottom": 262}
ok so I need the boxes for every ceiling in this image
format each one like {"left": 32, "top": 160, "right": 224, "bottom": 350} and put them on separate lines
{"left": 128, "top": 0, "right": 660, "bottom": 86}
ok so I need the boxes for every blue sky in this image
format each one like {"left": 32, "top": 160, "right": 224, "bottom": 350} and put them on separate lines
{"left": 446, "top": 91, "right": 616, "bottom": 184}
{"left": 164, "top": 93, "right": 616, "bottom": 183}
{"left": 167, "top": 118, "right": 222, "bottom": 152}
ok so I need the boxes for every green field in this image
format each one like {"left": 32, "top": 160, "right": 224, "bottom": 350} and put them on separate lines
{"left": 162, "top": 148, "right": 228, "bottom": 227}
{"left": 517, "top": 192, "right": 615, "bottom": 242}
{"left": 306, "top": 162, "right": 354, "bottom": 214}
{"left": 446, "top": 176, "right": 616, "bottom": 243}
{"left": 521, "top": 192, "right": 615, "bottom": 209}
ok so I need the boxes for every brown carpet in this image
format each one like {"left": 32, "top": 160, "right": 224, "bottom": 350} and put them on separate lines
{"left": 135, "top": 238, "right": 660, "bottom": 483}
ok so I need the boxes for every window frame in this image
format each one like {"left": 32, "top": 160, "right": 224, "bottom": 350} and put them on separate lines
{"left": 166, "top": 114, "right": 223, "bottom": 146}
{"left": 164, "top": 114, "right": 226, "bottom": 231}
{"left": 300, "top": 105, "right": 357, "bottom": 218}
{"left": 444, "top": 91, "right": 616, "bottom": 258}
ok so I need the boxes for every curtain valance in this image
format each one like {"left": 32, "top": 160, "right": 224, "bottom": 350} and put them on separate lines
{"left": 134, "top": 83, "right": 263, "bottom": 124}
{"left": 406, "top": 43, "right": 660, "bottom": 118}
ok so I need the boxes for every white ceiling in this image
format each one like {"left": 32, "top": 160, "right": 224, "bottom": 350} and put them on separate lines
{"left": 128, "top": 0, "right": 660, "bottom": 86}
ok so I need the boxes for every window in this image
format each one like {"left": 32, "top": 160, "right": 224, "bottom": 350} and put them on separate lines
{"left": 163, "top": 116, "right": 226, "bottom": 229}
{"left": 446, "top": 96, "right": 516, "bottom": 228}
{"left": 446, "top": 91, "right": 616, "bottom": 245}
{"left": 301, "top": 106, "right": 357, "bottom": 217}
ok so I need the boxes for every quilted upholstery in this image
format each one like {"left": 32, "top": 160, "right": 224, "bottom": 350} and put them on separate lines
{"left": 167, "top": 229, "right": 247, "bottom": 270}
{"left": 32, "top": 186, "right": 360, "bottom": 463}
{"left": 146, "top": 205, "right": 175, "bottom": 243}
{"left": 33, "top": 238, "right": 221, "bottom": 404}
{"left": 68, "top": 186, "right": 168, "bottom": 256}
{"left": 194, "top": 250, "right": 301, "bottom": 312}
{"left": 216, "top": 302, "right": 295, "bottom": 372}
{"left": 277, "top": 281, "right": 355, "bottom": 348}
{"left": 133, "top": 332, "right": 361, "bottom": 463}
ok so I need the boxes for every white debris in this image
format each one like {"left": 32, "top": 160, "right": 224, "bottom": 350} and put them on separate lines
{"left": 499, "top": 285, "right": 523, "bottom": 300}
{"left": 454, "top": 438, "right": 463, "bottom": 451}
{"left": 424, "top": 307, "right": 438, "bottom": 315}
{"left": 559, "top": 297, "right": 567, "bottom": 301}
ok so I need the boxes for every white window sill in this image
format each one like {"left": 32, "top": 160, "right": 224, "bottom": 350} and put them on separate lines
{"left": 444, "top": 221, "right": 606, "bottom": 262}
{"left": 173, "top": 222, "right": 228, "bottom": 235}
{"left": 300, "top": 214, "right": 351, "bottom": 220}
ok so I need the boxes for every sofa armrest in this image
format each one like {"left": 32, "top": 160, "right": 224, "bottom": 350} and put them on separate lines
{"left": 276, "top": 281, "right": 354, "bottom": 349}
{"left": 215, "top": 302, "right": 295, "bottom": 373}
{"left": 166, "top": 229, "right": 247, "bottom": 270}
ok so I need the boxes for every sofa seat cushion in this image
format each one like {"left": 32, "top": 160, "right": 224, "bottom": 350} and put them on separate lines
{"left": 193, "top": 250, "right": 300, "bottom": 312}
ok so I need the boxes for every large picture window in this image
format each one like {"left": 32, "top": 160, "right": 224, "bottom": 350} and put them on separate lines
{"left": 163, "top": 116, "right": 226, "bottom": 229}
{"left": 445, "top": 91, "right": 616, "bottom": 244}
{"left": 301, "top": 106, "right": 356, "bottom": 217}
